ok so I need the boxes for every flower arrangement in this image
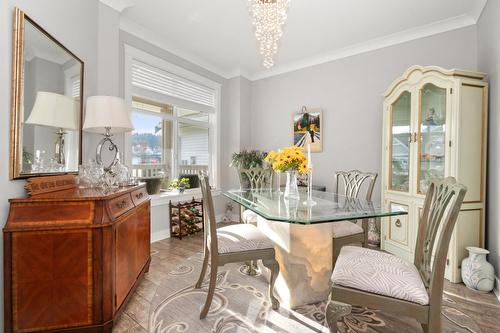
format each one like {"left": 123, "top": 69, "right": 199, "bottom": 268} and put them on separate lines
{"left": 265, "top": 146, "right": 309, "bottom": 174}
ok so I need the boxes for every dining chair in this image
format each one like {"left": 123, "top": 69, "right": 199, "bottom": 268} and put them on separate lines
{"left": 238, "top": 167, "right": 273, "bottom": 224}
{"left": 325, "top": 177, "right": 467, "bottom": 333}
{"left": 238, "top": 167, "right": 274, "bottom": 274}
{"left": 332, "top": 170, "right": 377, "bottom": 267}
{"left": 195, "top": 173, "right": 280, "bottom": 319}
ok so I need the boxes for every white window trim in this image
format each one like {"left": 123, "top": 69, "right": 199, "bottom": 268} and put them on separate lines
{"left": 149, "top": 188, "right": 222, "bottom": 207}
{"left": 124, "top": 44, "right": 221, "bottom": 189}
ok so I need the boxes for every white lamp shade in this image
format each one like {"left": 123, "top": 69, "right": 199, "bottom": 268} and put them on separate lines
{"left": 83, "top": 96, "right": 134, "bottom": 134}
{"left": 25, "top": 91, "right": 79, "bottom": 130}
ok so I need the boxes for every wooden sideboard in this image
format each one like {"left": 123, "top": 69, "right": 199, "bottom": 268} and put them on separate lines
{"left": 3, "top": 184, "right": 151, "bottom": 332}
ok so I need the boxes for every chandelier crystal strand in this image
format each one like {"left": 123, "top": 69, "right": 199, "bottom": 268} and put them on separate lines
{"left": 249, "top": 0, "right": 290, "bottom": 68}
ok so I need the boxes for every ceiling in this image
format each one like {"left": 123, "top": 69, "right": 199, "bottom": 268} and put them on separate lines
{"left": 113, "top": 0, "right": 487, "bottom": 80}
{"left": 25, "top": 19, "right": 74, "bottom": 65}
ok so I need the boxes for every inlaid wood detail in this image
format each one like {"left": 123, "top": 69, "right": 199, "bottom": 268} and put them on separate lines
{"left": 12, "top": 230, "right": 93, "bottom": 332}
{"left": 7, "top": 202, "right": 94, "bottom": 228}
{"left": 25, "top": 175, "right": 78, "bottom": 197}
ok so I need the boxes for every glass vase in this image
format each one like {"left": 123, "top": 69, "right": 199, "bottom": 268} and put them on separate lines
{"left": 284, "top": 170, "right": 300, "bottom": 200}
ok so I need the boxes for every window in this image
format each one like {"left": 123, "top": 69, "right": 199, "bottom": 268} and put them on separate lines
{"left": 125, "top": 46, "right": 220, "bottom": 190}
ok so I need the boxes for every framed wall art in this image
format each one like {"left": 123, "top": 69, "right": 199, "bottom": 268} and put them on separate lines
{"left": 293, "top": 107, "right": 322, "bottom": 152}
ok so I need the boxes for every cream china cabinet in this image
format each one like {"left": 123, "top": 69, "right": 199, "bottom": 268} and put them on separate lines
{"left": 381, "top": 65, "right": 488, "bottom": 283}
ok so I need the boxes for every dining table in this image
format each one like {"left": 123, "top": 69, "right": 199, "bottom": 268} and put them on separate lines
{"left": 224, "top": 188, "right": 408, "bottom": 308}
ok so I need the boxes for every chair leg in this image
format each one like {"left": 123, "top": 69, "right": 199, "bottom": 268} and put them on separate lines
{"left": 243, "top": 260, "right": 258, "bottom": 276}
{"left": 262, "top": 258, "right": 280, "bottom": 310}
{"left": 200, "top": 259, "right": 218, "bottom": 319}
{"left": 426, "top": 307, "right": 441, "bottom": 333}
{"left": 325, "top": 293, "right": 351, "bottom": 333}
{"left": 332, "top": 237, "right": 342, "bottom": 268}
{"left": 361, "top": 218, "right": 369, "bottom": 247}
{"left": 195, "top": 246, "right": 209, "bottom": 289}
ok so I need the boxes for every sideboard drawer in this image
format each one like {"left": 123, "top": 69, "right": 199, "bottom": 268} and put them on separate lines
{"left": 109, "top": 194, "right": 134, "bottom": 218}
{"left": 131, "top": 187, "right": 148, "bottom": 206}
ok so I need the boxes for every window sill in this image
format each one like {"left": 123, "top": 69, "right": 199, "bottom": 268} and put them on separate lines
{"left": 150, "top": 188, "right": 221, "bottom": 207}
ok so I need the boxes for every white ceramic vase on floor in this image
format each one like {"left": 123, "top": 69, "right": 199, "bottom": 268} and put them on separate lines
{"left": 461, "top": 246, "right": 495, "bottom": 293}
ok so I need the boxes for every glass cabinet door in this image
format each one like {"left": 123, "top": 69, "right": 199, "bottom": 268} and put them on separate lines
{"left": 389, "top": 91, "right": 412, "bottom": 192}
{"left": 418, "top": 83, "right": 447, "bottom": 194}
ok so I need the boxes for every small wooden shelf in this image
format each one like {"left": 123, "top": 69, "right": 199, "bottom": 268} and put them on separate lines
{"left": 169, "top": 197, "right": 204, "bottom": 239}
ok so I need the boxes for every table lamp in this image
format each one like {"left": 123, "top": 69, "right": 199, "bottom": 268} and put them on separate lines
{"left": 25, "top": 91, "right": 79, "bottom": 165}
{"left": 83, "top": 96, "right": 133, "bottom": 171}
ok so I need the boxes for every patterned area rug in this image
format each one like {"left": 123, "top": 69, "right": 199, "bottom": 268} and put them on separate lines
{"left": 149, "top": 253, "right": 484, "bottom": 333}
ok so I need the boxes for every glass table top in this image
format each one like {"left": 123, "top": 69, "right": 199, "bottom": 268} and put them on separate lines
{"left": 224, "top": 189, "right": 408, "bottom": 225}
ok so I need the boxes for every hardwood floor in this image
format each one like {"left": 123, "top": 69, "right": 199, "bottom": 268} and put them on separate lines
{"left": 113, "top": 229, "right": 500, "bottom": 332}
{"left": 113, "top": 232, "right": 205, "bottom": 333}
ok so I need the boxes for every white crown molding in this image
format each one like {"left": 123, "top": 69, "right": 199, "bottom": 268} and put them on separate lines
{"left": 226, "top": 69, "right": 253, "bottom": 81}
{"left": 99, "top": 0, "right": 134, "bottom": 13}
{"left": 120, "top": 17, "right": 234, "bottom": 80}
{"left": 250, "top": 13, "right": 478, "bottom": 81}
{"left": 470, "top": 0, "right": 488, "bottom": 22}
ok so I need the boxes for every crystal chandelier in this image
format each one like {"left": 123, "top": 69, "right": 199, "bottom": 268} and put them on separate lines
{"left": 248, "top": 0, "right": 290, "bottom": 68}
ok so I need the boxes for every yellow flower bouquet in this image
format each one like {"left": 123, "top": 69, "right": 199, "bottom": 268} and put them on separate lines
{"left": 265, "top": 146, "right": 309, "bottom": 174}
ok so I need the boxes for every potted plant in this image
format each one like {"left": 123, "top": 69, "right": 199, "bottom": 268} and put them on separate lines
{"left": 230, "top": 150, "right": 268, "bottom": 169}
{"left": 169, "top": 177, "right": 191, "bottom": 193}
{"left": 138, "top": 170, "right": 166, "bottom": 195}
{"left": 230, "top": 150, "right": 269, "bottom": 188}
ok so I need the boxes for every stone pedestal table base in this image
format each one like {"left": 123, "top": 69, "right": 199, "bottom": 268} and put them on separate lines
{"left": 257, "top": 216, "right": 333, "bottom": 308}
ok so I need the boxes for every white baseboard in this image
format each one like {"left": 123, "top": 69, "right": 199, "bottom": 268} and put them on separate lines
{"left": 151, "top": 213, "right": 240, "bottom": 243}
{"left": 494, "top": 276, "right": 500, "bottom": 303}
{"left": 151, "top": 229, "right": 170, "bottom": 243}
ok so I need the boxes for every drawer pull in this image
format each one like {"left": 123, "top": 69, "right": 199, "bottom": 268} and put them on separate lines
{"left": 116, "top": 200, "right": 128, "bottom": 209}
{"left": 395, "top": 219, "right": 402, "bottom": 228}
{"left": 135, "top": 192, "right": 144, "bottom": 200}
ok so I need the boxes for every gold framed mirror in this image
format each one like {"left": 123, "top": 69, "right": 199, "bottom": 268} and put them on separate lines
{"left": 10, "top": 7, "right": 84, "bottom": 180}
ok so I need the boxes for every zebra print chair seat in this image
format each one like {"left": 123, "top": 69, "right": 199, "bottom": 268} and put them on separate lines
{"left": 242, "top": 209, "right": 259, "bottom": 224}
{"left": 216, "top": 223, "right": 274, "bottom": 254}
{"left": 331, "top": 246, "right": 429, "bottom": 305}
{"left": 331, "top": 221, "right": 364, "bottom": 238}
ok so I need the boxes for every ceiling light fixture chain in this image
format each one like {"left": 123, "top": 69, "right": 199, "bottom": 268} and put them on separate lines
{"left": 248, "top": 0, "right": 290, "bottom": 68}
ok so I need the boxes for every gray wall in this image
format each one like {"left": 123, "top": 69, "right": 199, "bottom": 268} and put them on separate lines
{"left": 0, "top": 0, "right": 99, "bottom": 327}
{"left": 250, "top": 26, "right": 478, "bottom": 201}
{"left": 477, "top": 0, "right": 500, "bottom": 282}
{"left": 221, "top": 76, "right": 253, "bottom": 189}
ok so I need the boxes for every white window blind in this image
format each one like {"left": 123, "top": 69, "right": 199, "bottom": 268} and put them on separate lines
{"left": 72, "top": 79, "right": 81, "bottom": 98}
{"left": 131, "top": 60, "right": 216, "bottom": 109}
